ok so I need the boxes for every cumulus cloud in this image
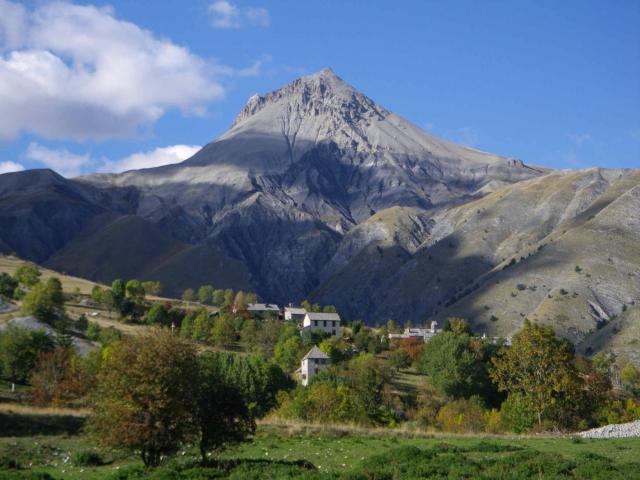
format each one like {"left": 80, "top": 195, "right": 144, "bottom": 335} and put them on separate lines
{"left": 21, "top": 143, "right": 201, "bottom": 176}
{"left": 0, "top": 1, "right": 228, "bottom": 140}
{"left": 0, "top": 161, "right": 24, "bottom": 174}
{"left": 100, "top": 144, "right": 201, "bottom": 173}
{"left": 25, "top": 142, "right": 92, "bottom": 177}
{"left": 208, "top": 1, "right": 270, "bottom": 29}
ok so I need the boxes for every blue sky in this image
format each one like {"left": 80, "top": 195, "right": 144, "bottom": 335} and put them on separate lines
{"left": 0, "top": 0, "right": 638, "bottom": 176}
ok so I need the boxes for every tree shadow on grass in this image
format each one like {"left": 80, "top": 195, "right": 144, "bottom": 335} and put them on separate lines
{"left": 0, "top": 412, "right": 84, "bottom": 437}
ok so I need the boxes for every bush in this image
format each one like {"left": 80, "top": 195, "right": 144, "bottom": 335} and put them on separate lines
{"left": 0, "top": 455, "right": 20, "bottom": 469}
{"left": 500, "top": 394, "right": 536, "bottom": 433}
{"left": 72, "top": 450, "right": 104, "bottom": 467}
{"left": 436, "top": 398, "right": 486, "bottom": 433}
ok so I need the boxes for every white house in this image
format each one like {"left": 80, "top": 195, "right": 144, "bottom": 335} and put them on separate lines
{"left": 299, "top": 346, "right": 331, "bottom": 386}
{"left": 302, "top": 312, "right": 341, "bottom": 337}
{"left": 284, "top": 306, "right": 307, "bottom": 322}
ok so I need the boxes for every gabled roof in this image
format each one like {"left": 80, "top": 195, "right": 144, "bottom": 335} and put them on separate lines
{"left": 247, "top": 303, "right": 280, "bottom": 312}
{"left": 305, "top": 312, "right": 341, "bottom": 321}
{"left": 285, "top": 306, "right": 307, "bottom": 315}
{"left": 302, "top": 346, "right": 330, "bottom": 360}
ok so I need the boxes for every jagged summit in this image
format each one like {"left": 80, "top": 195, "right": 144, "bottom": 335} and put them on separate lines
{"left": 231, "top": 67, "right": 385, "bottom": 129}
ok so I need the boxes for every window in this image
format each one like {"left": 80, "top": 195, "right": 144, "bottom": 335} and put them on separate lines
{"left": 313, "top": 320, "right": 317, "bottom": 326}
{"left": 332, "top": 329, "right": 336, "bottom": 335}
{"left": 323, "top": 320, "right": 327, "bottom": 327}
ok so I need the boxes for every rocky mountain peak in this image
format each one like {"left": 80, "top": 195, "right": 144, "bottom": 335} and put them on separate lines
{"left": 231, "top": 68, "right": 388, "bottom": 129}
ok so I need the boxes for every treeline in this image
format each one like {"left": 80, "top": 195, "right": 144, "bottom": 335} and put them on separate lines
{"left": 271, "top": 318, "right": 640, "bottom": 433}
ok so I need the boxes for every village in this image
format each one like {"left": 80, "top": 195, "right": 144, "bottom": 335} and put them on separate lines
{"left": 240, "top": 301, "right": 510, "bottom": 386}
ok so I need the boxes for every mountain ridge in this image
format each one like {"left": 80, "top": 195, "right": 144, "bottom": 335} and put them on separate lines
{"left": 0, "top": 68, "right": 638, "bottom": 361}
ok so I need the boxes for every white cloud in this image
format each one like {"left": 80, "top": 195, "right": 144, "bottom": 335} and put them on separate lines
{"left": 21, "top": 143, "right": 201, "bottom": 176}
{"left": 100, "top": 144, "right": 201, "bottom": 173}
{"left": 0, "top": 161, "right": 24, "bottom": 174}
{"left": 25, "top": 142, "right": 92, "bottom": 177}
{"left": 0, "top": 1, "right": 228, "bottom": 140}
{"left": 208, "top": 1, "right": 270, "bottom": 29}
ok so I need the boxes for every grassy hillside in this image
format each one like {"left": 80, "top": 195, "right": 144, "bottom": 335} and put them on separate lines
{"left": 45, "top": 215, "right": 252, "bottom": 296}
{"left": 1, "top": 422, "right": 639, "bottom": 479}
{"left": 0, "top": 255, "right": 102, "bottom": 296}
{"left": 312, "top": 169, "right": 640, "bottom": 363}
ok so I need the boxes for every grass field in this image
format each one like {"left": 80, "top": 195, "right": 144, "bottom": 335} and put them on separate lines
{"left": 1, "top": 419, "right": 639, "bottom": 479}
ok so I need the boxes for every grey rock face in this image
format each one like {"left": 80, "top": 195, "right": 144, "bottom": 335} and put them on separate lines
{"left": 72, "top": 68, "right": 541, "bottom": 301}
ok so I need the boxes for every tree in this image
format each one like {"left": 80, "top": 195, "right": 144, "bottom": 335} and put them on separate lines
{"left": 145, "top": 303, "right": 169, "bottom": 326}
{"left": 111, "top": 279, "right": 126, "bottom": 309}
{"left": 621, "top": 362, "right": 640, "bottom": 395}
{"left": 388, "top": 349, "right": 412, "bottom": 372}
{"left": 322, "top": 305, "right": 337, "bottom": 313}
{"left": 0, "top": 326, "right": 55, "bottom": 383}
{"left": 29, "top": 346, "right": 97, "bottom": 407}
{"left": 125, "top": 279, "right": 145, "bottom": 304}
{"left": 233, "top": 291, "right": 247, "bottom": 310}
{"left": 200, "top": 351, "right": 291, "bottom": 417}
{"left": 90, "top": 286, "right": 104, "bottom": 305}
{"left": 301, "top": 300, "right": 311, "bottom": 312}
{"left": 418, "top": 331, "right": 494, "bottom": 401}
{"left": 275, "top": 335, "right": 304, "bottom": 371}
{"left": 182, "top": 288, "right": 196, "bottom": 302}
{"left": 190, "top": 309, "right": 212, "bottom": 341}
{"left": 0, "top": 272, "right": 18, "bottom": 299}
{"left": 211, "top": 315, "right": 237, "bottom": 348}
{"left": 490, "top": 321, "right": 583, "bottom": 428}
{"left": 592, "top": 351, "right": 616, "bottom": 379}
{"left": 141, "top": 281, "right": 162, "bottom": 296}
{"left": 302, "top": 328, "right": 328, "bottom": 346}
{"left": 21, "top": 278, "right": 65, "bottom": 325}
{"left": 88, "top": 330, "right": 200, "bottom": 467}
{"left": 223, "top": 288, "right": 234, "bottom": 306}
{"left": 13, "top": 262, "right": 41, "bottom": 287}
{"left": 212, "top": 289, "right": 225, "bottom": 306}
{"left": 446, "top": 317, "right": 471, "bottom": 335}
{"left": 197, "top": 285, "right": 214, "bottom": 304}
{"left": 76, "top": 313, "right": 89, "bottom": 332}
{"left": 195, "top": 356, "right": 255, "bottom": 464}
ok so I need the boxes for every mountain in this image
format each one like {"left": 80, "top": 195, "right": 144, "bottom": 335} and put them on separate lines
{"left": 0, "top": 68, "right": 638, "bottom": 361}
{"left": 79, "top": 68, "right": 541, "bottom": 300}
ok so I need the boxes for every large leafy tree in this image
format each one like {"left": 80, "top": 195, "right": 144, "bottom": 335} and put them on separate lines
{"left": 200, "top": 351, "right": 291, "bottom": 417}
{"left": 89, "top": 330, "right": 199, "bottom": 467}
{"left": 21, "top": 278, "right": 65, "bottom": 325}
{"left": 196, "top": 355, "right": 255, "bottom": 464}
{"left": 13, "top": 262, "right": 41, "bottom": 287}
{"left": 125, "top": 279, "right": 145, "bottom": 304}
{"left": 0, "top": 326, "right": 55, "bottom": 383}
{"left": 490, "top": 321, "right": 583, "bottom": 427}
{"left": 418, "top": 331, "right": 495, "bottom": 401}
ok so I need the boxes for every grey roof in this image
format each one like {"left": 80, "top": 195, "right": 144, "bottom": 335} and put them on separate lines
{"left": 306, "top": 312, "right": 341, "bottom": 321}
{"left": 285, "top": 306, "right": 307, "bottom": 315}
{"left": 247, "top": 303, "right": 280, "bottom": 312}
{"left": 302, "top": 346, "right": 330, "bottom": 360}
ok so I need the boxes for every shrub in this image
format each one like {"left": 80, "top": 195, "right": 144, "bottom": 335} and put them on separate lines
{"left": 436, "top": 398, "right": 486, "bottom": 433}
{"left": 72, "top": 450, "right": 104, "bottom": 467}
{"left": 484, "top": 408, "right": 502, "bottom": 433}
{"left": 0, "top": 455, "right": 20, "bottom": 469}
{"left": 500, "top": 394, "right": 536, "bottom": 433}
